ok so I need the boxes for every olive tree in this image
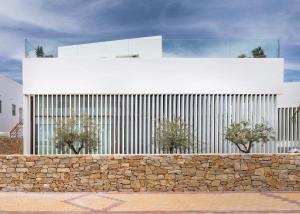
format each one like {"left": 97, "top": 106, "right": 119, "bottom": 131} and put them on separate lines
{"left": 225, "top": 121, "right": 273, "bottom": 153}
{"left": 155, "top": 118, "right": 192, "bottom": 154}
{"left": 54, "top": 113, "right": 99, "bottom": 154}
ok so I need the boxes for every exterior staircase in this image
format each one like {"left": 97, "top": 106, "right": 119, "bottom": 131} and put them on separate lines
{"left": 10, "top": 121, "right": 23, "bottom": 139}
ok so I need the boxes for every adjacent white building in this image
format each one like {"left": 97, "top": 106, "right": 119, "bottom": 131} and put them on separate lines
{"left": 0, "top": 74, "right": 23, "bottom": 136}
{"left": 22, "top": 36, "right": 299, "bottom": 155}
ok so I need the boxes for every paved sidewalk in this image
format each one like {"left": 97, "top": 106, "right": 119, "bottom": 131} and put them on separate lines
{"left": 0, "top": 192, "right": 299, "bottom": 213}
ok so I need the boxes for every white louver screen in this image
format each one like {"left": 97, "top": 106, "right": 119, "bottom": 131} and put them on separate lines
{"left": 28, "top": 94, "right": 278, "bottom": 154}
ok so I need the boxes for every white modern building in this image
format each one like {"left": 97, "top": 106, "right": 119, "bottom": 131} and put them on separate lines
{"left": 0, "top": 74, "right": 23, "bottom": 137}
{"left": 22, "top": 36, "right": 299, "bottom": 154}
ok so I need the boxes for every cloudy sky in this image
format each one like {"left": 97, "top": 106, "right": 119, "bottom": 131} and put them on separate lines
{"left": 0, "top": 0, "right": 299, "bottom": 83}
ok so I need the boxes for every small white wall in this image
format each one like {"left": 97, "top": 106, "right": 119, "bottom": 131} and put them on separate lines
{"left": 23, "top": 58, "right": 284, "bottom": 95}
{"left": 0, "top": 74, "right": 23, "bottom": 134}
{"left": 278, "top": 82, "right": 300, "bottom": 108}
{"left": 58, "top": 36, "right": 162, "bottom": 58}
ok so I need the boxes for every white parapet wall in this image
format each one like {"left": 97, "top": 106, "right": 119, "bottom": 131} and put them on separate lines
{"left": 23, "top": 58, "right": 284, "bottom": 95}
{"left": 58, "top": 36, "right": 162, "bottom": 58}
{"left": 0, "top": 74, "right": 23, "bottom": 134}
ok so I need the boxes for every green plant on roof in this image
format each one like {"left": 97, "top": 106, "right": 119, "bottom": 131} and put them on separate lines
{"left": 237, "top": 53, "right": 247, "bottom": 58}
{"left": 251, "top": 46, "right": 266, "bottom": 58}
{"left": 35, "top": 46, "right": 44, "bottom": 57}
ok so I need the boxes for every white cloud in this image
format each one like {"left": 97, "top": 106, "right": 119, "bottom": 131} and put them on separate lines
{"left": 285, "top": 62, "right": 300, "bottom": 70}
{"left": 0, "top": 0, "right": 80, "bottom": 33}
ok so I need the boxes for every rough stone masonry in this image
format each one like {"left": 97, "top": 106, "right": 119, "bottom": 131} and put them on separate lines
{"left": 0, "top": 154, "right": 299, "bottom": 192}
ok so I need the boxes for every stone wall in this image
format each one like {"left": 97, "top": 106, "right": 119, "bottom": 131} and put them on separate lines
{"left": 0, "top": 154, "right": 299, "bottom": 192}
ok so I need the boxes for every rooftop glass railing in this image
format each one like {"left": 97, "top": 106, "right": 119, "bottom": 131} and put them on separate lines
{"left": 25, "top": 38, "right": 280, "bottom": 58}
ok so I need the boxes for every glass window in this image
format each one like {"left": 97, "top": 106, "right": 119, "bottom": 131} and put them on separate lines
{"left": 12, "top": 104, "right": 16, "bottom": 116}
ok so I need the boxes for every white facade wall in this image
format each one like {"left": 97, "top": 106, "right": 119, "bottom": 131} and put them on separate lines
{"left": 278, "top": 82, "right": 300, "bottom": 108}
{"left": 23, "top": 58, "right": 284, "bottom": 95}
{"left": 0, "top": 74, "right": 23, "bottom": 135}
{"left": 23, "top": 58, "right": 284, "bottom": 154}
{"left": 58, "top": 36, "right": 162, "bottom": 58}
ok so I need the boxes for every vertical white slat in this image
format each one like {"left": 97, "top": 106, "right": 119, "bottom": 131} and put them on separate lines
{"left": 203, "top": 95, "right": 207, "bottom": 153}
{"left": 172, "top": 94, "right": 176, "bottom": 121}
{"left": 68, "top": 94, "right": 72, "bottom": 155}
{"left": 297, "top": 107, "right": 299, "bottom": 143}
{"left": 223, "top": 95, "right": 228, "bottom": 153}
{"left": 155, "top": 95, "right": 160, "bottom": 153}
{"left": 143, "top": 95, "right": 147, "bottom": 154}
{"left": 241, "top": 94, "right": 245, "bottom": 121}
{"left": 100, "top": 95, "right": 103, "bottom": 154}
{"left": 266, "top": 95, "right": 270, "bottom": 153}
{"left": 272, "top": 95, "right": 277, "bottom": 153}
{"left": 215, "top": 95, "right": 219, "bottom": 153}
{"left": 198, "top": 95, "right": 202, "bottom": 153}
{"left": 278, "top": 108, "right": 282, "bottom": 152}
{"left": 130, "top": 95, "right": 134, "bottom": 154}
{"left": 87, "top": 95, "right": 90, "bottom": 154}
{"left": 206, "top": 95, "right": 210, "bottom": 153}
{"left": 82, "top": 95, "right": 85, "bottom": 154}
{"left": 91, "top": 95, "right": 94, "bottom": 154}
{"left": 176, "top": 94, "right": 180, "bottom": 118}
{"left": 74, "top": 95, "right": 77, "bottom": 152}
{"left": 147, "top": 95, "right": 151, "bottom": 154}
{"left": 117, "top": 95, "right": 121, "bottom": 154}
{"left": 78, "top": 95, "right": 81, "bottom": 154}
{"left": 287, "top": 108, "right": 290, "bottom": 150}
{"left": 258, "top": 95, "right": 262, "bottom": 124}
{"left": 181, "top": 95, "right": 185, "bottom": 123}
{"left": 194, "top": 95, "right": 198, "bottom": 153}
{"left": 121, "top": 94, "right": 124, "bottom": 154}
{"left": 168, "top": 94, "right": 171, "bottom": 121}
{"left": 51, "top": 95, "right": 54, "bottom": 155}
{"left": 252, "top": 95, "right": 257, "bottom": 153}
{"left": 96, "top": 95, "right": 99, "bottom": 153}
{"left": 236, "top": 95, "right": 240, "bottom": 123}
{"left": 231, "top": 95, "right": 235, "bottom": 153}
{"left": 270, "top": 95, "right": 275, "bottom": 153}
{"left": 151, "top": 95, "right": 155, "bottom": 154}
{"left": 37, "top": 95, "right": 40, "bottom": 154}
{"left": 126, "top": 95, "right": 129, "bottom": 154}
{"left": 134, "top": 95, "right": 138, "bottom": 154}
{"left": 164, "top": 94, "right": 167, "bottom": 122}
{"left": 42, "top": 95, "right": 45, "bottom": 155}
{"left": 261, "top": 95, "right": 266, "bottom": 153}
{"left": 55, "top": 95, "right": 58, "bottom": 154}
{"left": 249, "top": 95, "right": 253, "bottom": 126}
{"left": 110, "top": 95, "right": 113, "bottom": 154}
{"left": 185, "top": 95, "right": 189, "bottom": 154}
{"left": 159, "top": 95, "right": 164, "bottom": 153}
{"left": 211, "top": 95, "right": 215, "bottom": 153}
{"left": 290, "top": 107, "right": 293, "bottom": 149}
{"left": 219, "top": 95, "right": 223, "bottom": 153}
{"left": 103, "top": 95, "right": 106, "bottom": 154}
{"left": 32, "top": 96, "right": 35, "bottom": 154}
{"left": 139, "top": 95, "right": 143, "bottom": 154}
{"left": 189, "top": 95, "right": 194, "bottom": 153}
{"left": 112, "top": 94, "right": 117, "bottom": 154}
{"left": 46, "top": 95, "right": 49, "bottom": 155}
